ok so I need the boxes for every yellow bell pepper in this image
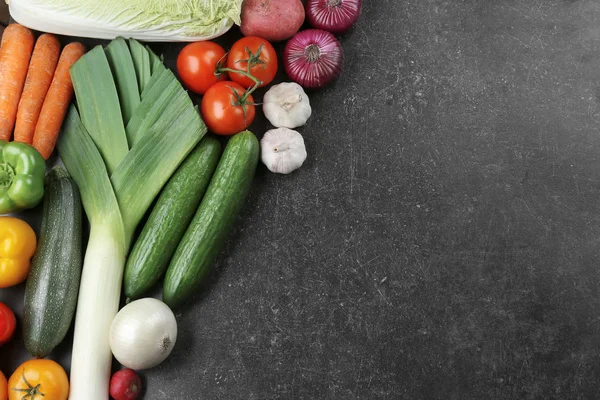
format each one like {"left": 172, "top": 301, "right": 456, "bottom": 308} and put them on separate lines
{"left": 0, "top": 216, "right": 37, "bottom": 288}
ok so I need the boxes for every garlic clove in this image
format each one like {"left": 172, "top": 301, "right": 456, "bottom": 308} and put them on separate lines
{"left": 263, "top": 82, "right": 312, "bottom": 129}
{"left": 260, "top": 128, "right": 307, "bottom": 174}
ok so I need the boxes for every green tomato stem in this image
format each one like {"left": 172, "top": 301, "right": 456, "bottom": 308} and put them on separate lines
{"left": 217, "top": 67, "right": 262, "bottom": 103}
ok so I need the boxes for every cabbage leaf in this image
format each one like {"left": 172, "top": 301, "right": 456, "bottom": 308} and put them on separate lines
{"left": 8, "top": 0, "right": 243, "bottom": 42}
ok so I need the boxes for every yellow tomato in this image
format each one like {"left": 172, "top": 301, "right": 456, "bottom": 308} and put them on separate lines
{"left": 0, "top": 370, "right": 7, "bottom": 400}
{"left": 0, "top": 217, "right": 36, "bottom": 288}
{"left": 8, "top": 359, "right": 69, "bottom": 400}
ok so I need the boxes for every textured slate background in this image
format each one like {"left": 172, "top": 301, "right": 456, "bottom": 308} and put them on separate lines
{"left": 3, "top": 0, "right": 600, "bottom": 399}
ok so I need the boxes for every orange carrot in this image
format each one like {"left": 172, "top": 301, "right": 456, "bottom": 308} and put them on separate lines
{"left": 32, "top": 42, "right": 86, "bottom": 159}
{"left": 14, "top": 33, "right": 61, "bottom": 144}
{"left": 0, "top": 24, "right": 34, "bottom": 141}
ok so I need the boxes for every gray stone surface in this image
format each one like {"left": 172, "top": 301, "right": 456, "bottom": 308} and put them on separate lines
{"left": 3, "top": 0, "right": 600, "bottom": 399}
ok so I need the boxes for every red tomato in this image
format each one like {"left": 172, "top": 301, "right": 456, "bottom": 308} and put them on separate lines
{"left": 177, "top": 41, "right": 228, "bottom": 95}
{"left": 0, "top": 302, "right": 15, "bottom": 346}
{"left": 226, "top": 36, "right": 278, "bottom": 89}
{"left": 201, "top": 81, "right": 256, "bottom": 136}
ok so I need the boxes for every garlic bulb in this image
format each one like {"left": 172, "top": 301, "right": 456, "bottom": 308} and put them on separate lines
{"left": 262, "top": 82, "right": 312, "bottom": 128}
{"left": 109, "top": 298, "right": 178, "bottom": 370}
{"left": 261, "top": 128, "right": 307, "bottom": 174}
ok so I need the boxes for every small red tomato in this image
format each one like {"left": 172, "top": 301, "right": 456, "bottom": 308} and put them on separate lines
{"left": 110, "top": 369, "right": 142, "bottom": 400}
{"left": 177, "top": 41, "right": 228, "bottom": 95}
{"left": 201, "top": 81, "right": 256, "bottom": 136}
{"left": 227, "top": 36, "right": 278, "bottom": 89}
{"left": 0, "top": 302, "right": 16, "bottom": 346}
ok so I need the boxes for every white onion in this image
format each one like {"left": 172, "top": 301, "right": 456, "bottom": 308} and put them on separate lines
{"left": 109, "top": 298, "right": 178, "bottom": 370}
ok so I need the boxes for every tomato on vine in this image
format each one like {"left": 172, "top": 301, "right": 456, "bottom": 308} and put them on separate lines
{"left": 200, "top": 81, "right": 256, "bottom": 136}
{"left": 226, "top": 36, "right": 278, "bottom": 89}
{"left": 177, "top": 41, "right": 228, "bottom": 95}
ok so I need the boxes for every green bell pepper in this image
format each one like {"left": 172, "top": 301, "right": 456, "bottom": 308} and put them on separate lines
{"left": 0, "top": 140, "right": 46, "bottom": 214}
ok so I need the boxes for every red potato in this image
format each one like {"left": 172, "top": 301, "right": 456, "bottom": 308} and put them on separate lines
{"left": 240, "top": 0, "right": 305, "bottom": 42}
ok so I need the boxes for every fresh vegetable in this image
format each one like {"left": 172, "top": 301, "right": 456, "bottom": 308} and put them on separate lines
{"left": 129, "top": 39, "right": 151, "bottom": 93}
{"left": 306, "top": 0, "right": 362, "bottom": 34}
{"left": 0, "top": 24, "right": 34, "bottom": 141}
{"left": 110, "top": 369, "right": 142, "bottom": 400}
{"left": 261, "top": 127, "right": 307, "bottom": 174}
{"left": 0, "top": 140, "right": 46, "bottom": 214}
{"left": 226, "top": 36, "right": 278, "bottom": 89}
{"left": 32, "top": 42, "right": 86, "bottom": 160}
{"left": 57, "top": 40, "right": 205, "bottom": 399}
{"left": 124, "top": 136, "right": 222, "bottom": 300}
{"left": 201, "top": 81, "right": 256, "bottom": 136}
{"left": 0, "top": 302, "right": 16, "bottom": 346}
{"left": 8, "top": 0, "right": 243, "bottom": 42}
{"left": 109, "top": 298, "right": 178, "bottom": 370}
{"left": 0, "top": 217, "right": 37, "bottom": 288}
{"left": 8, "top": 359, "right": 69, "bottom": 400}
{"left": 13, "top": 33, "right": 61, "bottom": 145}
{"left": 163, "top": 131, "right": 259, "bottom": 308}
{"left": 240, "top": 0, "right": 305, "bottom": 42}
{"left": 0, "top": 371, "right": 6, "bottom": 400}
{"left": 284, "top": 29, "right": 344, "bottom": 89}
{"left": 263, "top": 82, "right": 312, "bottom": 128}
{"left": 106, "top": 38, "right": 140, "bottom": 126}
{"left": 177, "top": 41, "right": 228, "bottom": 95}
{"left": 23, "top": 166, "right": 83, "bottom": 358}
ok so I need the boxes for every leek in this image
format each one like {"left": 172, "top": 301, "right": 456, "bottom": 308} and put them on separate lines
{"left": 70, "top": 46, "right": 129, "bottom": 174}
{"left": 57, "top": 39, "right": 206, "bottom": 400}
{"left": 8, "top": 0, "right": 242, "bottom": 42}
{"left": 129, "top": 39, "right": 151, "bottom": 93}
{"left": 147, "top": 45, "right": 164, "bottom": 76}
{"left": 105, "top": 38, "right": 140, "bottom": 126}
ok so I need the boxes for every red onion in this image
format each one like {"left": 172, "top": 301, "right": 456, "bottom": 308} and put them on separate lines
{"left": 283, "top": 29, "right": 344, "bottom": 89}
{"left": 306, "top": 0, "right": 362, "bottom": 34}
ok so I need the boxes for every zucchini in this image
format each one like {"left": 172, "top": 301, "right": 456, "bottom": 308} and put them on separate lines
{"left": 162, "top": 131, "right": 259, "bottom": 308}
{"left": 23, "top": 166, "right": 83, "bottom": 358}
{"left": 124, "top": 135, "right": 222, "bottom": 300}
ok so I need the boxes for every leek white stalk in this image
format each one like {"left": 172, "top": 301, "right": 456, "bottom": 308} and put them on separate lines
{"left": 70, "top": 226, "right": 126, "bottom": 399}
{"left": 57, "top": 41, "right": 206, "bottom": 400}
{"left": 8, "top": 0, "right": 243, "bottom": 42}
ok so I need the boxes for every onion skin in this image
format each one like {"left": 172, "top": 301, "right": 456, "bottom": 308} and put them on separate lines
{"left": 306, "top": 0, "right": 362, "bottom": 34}
{"left": 284, "top": 29, "right": 344, "bottom": 89}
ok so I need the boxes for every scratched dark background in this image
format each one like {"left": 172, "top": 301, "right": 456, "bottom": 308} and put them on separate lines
{"left": 3, "top": 0, "right": 600, "bottom": 399}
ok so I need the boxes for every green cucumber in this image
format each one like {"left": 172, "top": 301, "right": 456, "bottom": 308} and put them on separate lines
{"left": 163, "top": 131, "right": 259, "bottom": 308}
{"left": 124, "top": 135, "right": 222, "bottom": 300}
{"left": 23, "top": 166, "right": 83, "bottom": 358}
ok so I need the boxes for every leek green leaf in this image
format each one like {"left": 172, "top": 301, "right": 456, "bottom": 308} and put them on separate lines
{"left": 70, "top": 46, "right": 129, "bottom": 175}
{"left": 129, "top": 39, "right": 151, "bottom": 94}
{"left": 57, "top": 105, "right": 125, "bottom": 244}
{"left": 147, "top": 45, "right": 164, "bottom": 76}
{"left": 126, "top": 69, "right": 186, "bottom": 146}
{"left": 105, "top": 37, "right": 140, "bottom": 126}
